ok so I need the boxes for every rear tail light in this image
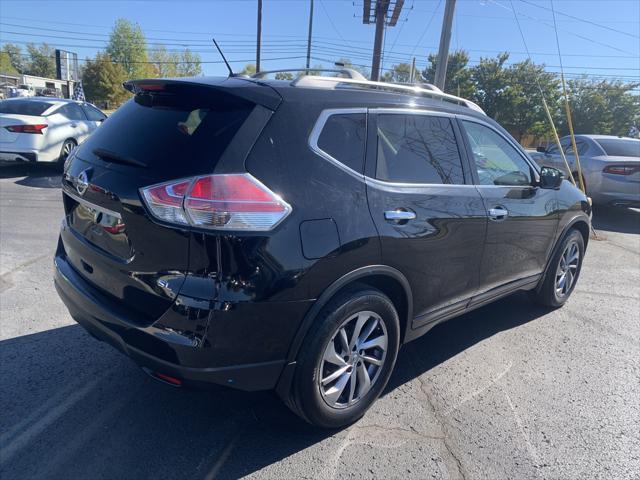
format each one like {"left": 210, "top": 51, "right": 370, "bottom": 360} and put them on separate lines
{"left": 140, "top": 174, "right": 291, "bottom": 231}
{"left": 5, "top": 124, "right": 48, "bottom": 134}
{"left": 603, "top": 165, "right": 640, "bottom": 176}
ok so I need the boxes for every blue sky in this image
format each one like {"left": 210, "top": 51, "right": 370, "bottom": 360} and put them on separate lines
{"left": 0, "top": 0, "right": 638, "bottom": 83}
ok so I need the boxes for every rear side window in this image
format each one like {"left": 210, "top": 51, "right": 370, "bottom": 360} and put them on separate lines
{"left": 595, "top": 139, "right": 640, "bottom": 158}
{"left": 0, "top": 100, "right": 52, "bottom": 116}
{"left": 76, "top": 91, "right": 253, "bottom": 176}
{"left": 375, "top": 114, "right": 465, "bottom": 184}
{"left": 57, "top": 103, "right": 87, "bottom": 121}
{"left": 317, "top": 113, "right": 366, "bottom": 173}
{"left": 82, "top": 104, "right": 106, "bottom": 121}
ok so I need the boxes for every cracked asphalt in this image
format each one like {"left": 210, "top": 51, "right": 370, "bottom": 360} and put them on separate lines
{"left": 1, "top": 164, "right": 639, "bottom": 480}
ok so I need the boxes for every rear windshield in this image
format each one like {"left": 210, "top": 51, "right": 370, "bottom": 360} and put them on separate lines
{"left": 596, "top": 139, "right": 640, "bottom": 158}
{"left": 0, "top": 100, "right": 53, "bottom": 116}
{"left": 76, "top": 89, "right": 253, "bottom": 176}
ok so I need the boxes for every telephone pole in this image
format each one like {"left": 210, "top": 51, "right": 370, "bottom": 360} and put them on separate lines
{"left": 363, "top": 0, "right": 404, "bottom": 82}
{"left": 434, "top": 0, "right": 456, "bottom": 90}
{"left": 256, "top": 0, "right": 263, "bottom": 72}
{"left": 306, "top": 0, "right": 314, "bottom": 69}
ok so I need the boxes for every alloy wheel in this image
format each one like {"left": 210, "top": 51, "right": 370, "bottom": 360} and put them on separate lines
{"left": 555, "top": 240, "right": 580, "bottom": 297}
{"left": 318, "top": 311, "right": 388, "bottom": 409}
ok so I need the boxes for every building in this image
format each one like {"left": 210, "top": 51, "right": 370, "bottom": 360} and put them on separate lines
{"left": 0, "top": 72, "right": 76, "bottom": 98}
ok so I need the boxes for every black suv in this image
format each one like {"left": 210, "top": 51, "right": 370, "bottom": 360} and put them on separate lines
{"left": 55, "top": 72, "right": 590, "bottom": 428}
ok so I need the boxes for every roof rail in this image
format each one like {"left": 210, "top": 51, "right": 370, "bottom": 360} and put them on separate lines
{"left": 292, "top": 76, "right": 485, "bottom": 115}
{"left": 251, "top": 68, "right": 367, "bottom": 81}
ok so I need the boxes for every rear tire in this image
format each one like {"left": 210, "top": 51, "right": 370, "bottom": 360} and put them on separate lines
{"left": 533, "top": 229, "right": 584, "bottom": 308}
{"left": 57, "top": 139, "right": 76, "bottom": 170}
{"left": 287, "top": 285, "right": 400, "bottom": 428}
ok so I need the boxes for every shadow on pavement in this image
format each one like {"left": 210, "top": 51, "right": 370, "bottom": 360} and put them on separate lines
{"left": 592, "top": 206, "right": 640, "bottom": 235}
{"left": 0, "top": 164, "right": 61, "bottom": 188}
{"left": 0, "top": 293, "right": 545, "bottom": 480}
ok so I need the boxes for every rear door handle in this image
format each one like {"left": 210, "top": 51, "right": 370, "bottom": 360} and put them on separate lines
{"left": 384, "top": 209, "right": 416, "bottom": 222}
{"left": 70, "top": 123, "right": 77, "bottom": 128}
{"left": 488, "top": 206, "right": 509, "bottom": 221}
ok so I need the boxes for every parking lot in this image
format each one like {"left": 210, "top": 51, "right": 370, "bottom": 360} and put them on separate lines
{"left": 1, "top": 164, "right": 638, "bottom": 480}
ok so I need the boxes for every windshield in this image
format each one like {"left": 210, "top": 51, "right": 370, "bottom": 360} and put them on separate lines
{"left": 595, "top": 138, "right": 640, "bottom": 158}
{"left": 0, "top": 100, "right": 53, "bottom": 116}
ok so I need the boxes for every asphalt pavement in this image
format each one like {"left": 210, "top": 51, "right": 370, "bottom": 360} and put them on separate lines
{"left": 1, "top": 163, "right": 639, "bottom": 480}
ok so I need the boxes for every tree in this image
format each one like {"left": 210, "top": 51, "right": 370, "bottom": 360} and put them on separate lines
{"left": 470, "top": 53, "right": 513, "bottom": 121}
{"left": 239, "top": 63, "right": 256, "bottom": 76}
{"left": 82, "top": 52, "right": 129, "bottom": 107}
{"left": 1, "top": 44, "right": 24, "bottom": 74}
{"left": 149, "top": 45, "right": 178, "bottom": 78}
{"left": 106, "top": 18, "right": 151, "bottom": 80}
{"left": 275, "top": 72, "right": 294, "bottom": 80}
{"left": 381, "top": 63, "right": 412, "bottom": 84}
{"left": 24, "top": 43, "right": 56, "bottom": 78}
{"left": 0, "top": 52, "right": 19, "bottom": 76}
{"left": 422, "top": 50, "right": 475, "bottom": 98}
{"left": 176, "top": 48, "right": 202, "bottom": 77}
{"left": 559, "top": 78, "right": 640, "bottom": 136}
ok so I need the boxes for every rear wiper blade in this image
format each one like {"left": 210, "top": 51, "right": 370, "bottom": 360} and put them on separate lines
{"left": 92, "top": 148, "right": 147, "bottom": 168}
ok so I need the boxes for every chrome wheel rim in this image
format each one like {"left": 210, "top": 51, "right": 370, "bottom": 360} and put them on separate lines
{"left": 555, "top": 241, "right": 580, "bottom": 297}
{"left": 62, "top": 142, "right": 74, "bottom": 158}
{"left": 318, "top": 311, "right": 388, "bottom": 409}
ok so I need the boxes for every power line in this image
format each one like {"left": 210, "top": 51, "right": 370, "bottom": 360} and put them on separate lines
{"left": 518, "top": 0, "right": 640, "bottom": 39}
{"left": 408, "top": 0, "right": 442, "bottom": 58}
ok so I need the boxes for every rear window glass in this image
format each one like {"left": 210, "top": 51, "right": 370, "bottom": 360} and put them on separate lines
{"left": 0, "top": 100, "right": 53, "bottom": 116}
{"left": 76, "top": 92, "right": 252, "bottom": 176}
{"left": 595, "top": 139, "right": 640, "bottom": 158}
{"left": 317, "top": 113, "right": 366, "bottom": 173}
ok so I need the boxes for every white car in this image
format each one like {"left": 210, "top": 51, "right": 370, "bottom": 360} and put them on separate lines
{"left": 0, "top": 97, "right": 106, "bottom": 166}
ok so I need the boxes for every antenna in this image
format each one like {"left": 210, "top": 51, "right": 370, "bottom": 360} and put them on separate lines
{"left": 212, "top": 38, "right": 234, "bottom": 77}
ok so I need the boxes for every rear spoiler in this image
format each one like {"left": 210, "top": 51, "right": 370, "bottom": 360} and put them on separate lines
{"left": 123, "top": 77, "right": 282, "bottom": 111}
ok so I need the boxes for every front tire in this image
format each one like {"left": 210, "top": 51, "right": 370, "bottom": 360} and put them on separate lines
{"left": 534, "top": 229, "right": 585, "bottom": 308}
{"left": 287, "top": 285, "right": 400, "bottom": 428}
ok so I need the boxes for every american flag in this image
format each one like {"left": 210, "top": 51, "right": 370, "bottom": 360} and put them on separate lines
{"left": 72, "top": 81, "right": 85, "bottom": 101}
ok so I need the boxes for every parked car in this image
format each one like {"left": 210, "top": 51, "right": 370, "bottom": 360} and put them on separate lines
{"left": 0, "top": 97, "right": 107, "bottom": 166}
{"left": 15, "top": 84, "right": 35, "bottom": 97}
{"left": 54, "top": 72, "right": 591, "bottom": 428}
{"left": 531, "top": 135, "right": 640, "bottom": 207}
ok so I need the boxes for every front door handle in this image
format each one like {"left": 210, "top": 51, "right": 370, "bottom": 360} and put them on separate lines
{"left": 488, "top": 206, "right": 509, "bottom": 221}
{"left": 384, "top": 209, "right": 416, "bottom": 222}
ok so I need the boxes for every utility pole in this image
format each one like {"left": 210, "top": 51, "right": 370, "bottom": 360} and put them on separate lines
{"left": 306, "top": 0, "right": 314, "bottom": 69}
{"left": 363, "top": 0, "right": 404, "bottom": 82}
{"left": 409, "top": 56, "right": 416, "bottom": 83}
{"left": 256, "top": 0, "right": 262, "bottom": 72}
{"left": 434, "top": 0, "right": 456, "bottom": 90}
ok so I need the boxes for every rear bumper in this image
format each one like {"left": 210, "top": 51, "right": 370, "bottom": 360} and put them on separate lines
{"left": 590, "top": 191, "right": 640, "bottom": 207}
{"left": 54, "top": 253, "right": 295, "bottom": 391}
{"left": 0, "top": 150, "right": 38, "bottom": 162}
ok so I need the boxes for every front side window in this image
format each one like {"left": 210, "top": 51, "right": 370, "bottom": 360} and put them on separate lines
{"left": 317, "top": 113, "right": 366, "bottom": 173}
{"left": 82, "top": 104, "right": 107, "bottom": 122}
{"left": 375, "top": 114, "right": 465, "bottom": 184}
{"left": 461, "top": 120, "right": 533, "bottom": 186}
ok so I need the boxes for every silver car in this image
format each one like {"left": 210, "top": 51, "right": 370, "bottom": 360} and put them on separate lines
{"left": 532, "top": 135, "right": 640, "bottom": 207}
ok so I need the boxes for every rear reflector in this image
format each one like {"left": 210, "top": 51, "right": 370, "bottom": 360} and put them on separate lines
{"left": 154, "top": 372, "right": 183, "bottom": 386}
{"left": 140, "top": 173, "right": 291, "bottom": 231}
{"left": 5, "top": 124, "right": 48, "bottom": 134}
{"left": 603, "top": 165, "right": 640, "bottom": 176}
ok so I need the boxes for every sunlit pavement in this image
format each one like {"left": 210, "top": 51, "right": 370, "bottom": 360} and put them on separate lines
{"left": 1, "top": 164, "right": 638, "bottom": 479}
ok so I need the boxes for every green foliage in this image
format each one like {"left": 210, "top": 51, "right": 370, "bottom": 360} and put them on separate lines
{"left": 0, "top": 52, "right": 19, "bottom": 76}
{"left": 275, "top": 72, "right": 294, "bottom": 80}
{"left": 176, "top": 48, "right": 202, "bottom": 77}
{"left": 0, "top": 44, "right": 24, "bottom": 74}
{"left": 422, "top": 50, "right": 475, "bottom": 98}
{"left": 381, "top": 63, "right": 412, "bottom": 84}
{"left": 24, "top": 43, "right": 56, "bottom": 78}
{"left": 149, "top": 45, "right": 179, "bottom": 78}
{"left": 106, "top": 18, "right": 151, "bottom": 80}
{"left": 239, "top": 64, "right": 257, "bottom": 76}
{"left": 82, "top": 52, "right": 130, "bottom": 107}
{"left": 559, "top": 78, "right": 640, "bottom": 136}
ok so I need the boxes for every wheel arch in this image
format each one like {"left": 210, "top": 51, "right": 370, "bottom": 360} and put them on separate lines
{"left": 276, "top": 265, "right": 413, "bottom": 401}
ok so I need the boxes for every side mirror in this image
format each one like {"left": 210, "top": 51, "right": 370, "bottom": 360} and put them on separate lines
{"left": 536, "top": 146, "right": 547, "bottom": 153}
{"left": 539, "top": 166, "right": 563, "bottom": 189}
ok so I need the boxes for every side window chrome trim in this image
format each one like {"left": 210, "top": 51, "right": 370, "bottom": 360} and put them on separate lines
{"left": 309, "top": 108, "right": 368, "bottom": 182}
{"left": 309, "top": 107, "right": 476, "bottom": 189}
